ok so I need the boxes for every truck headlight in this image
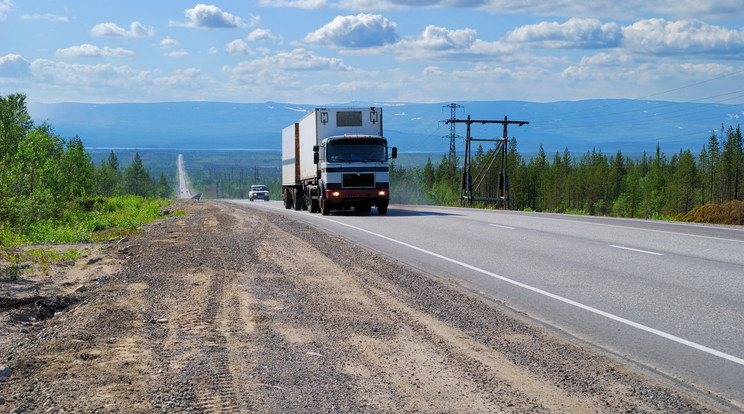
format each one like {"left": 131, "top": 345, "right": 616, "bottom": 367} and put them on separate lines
{"left": 378, "top": 190, "right": 387, "bottom": 196}
{"left": 332, "top": 191, "right": 341, "bottom": 197}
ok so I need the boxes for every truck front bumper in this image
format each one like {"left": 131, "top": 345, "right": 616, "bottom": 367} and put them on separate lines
{"left": 325, "top": 189, "right": 389, "bottom": 204}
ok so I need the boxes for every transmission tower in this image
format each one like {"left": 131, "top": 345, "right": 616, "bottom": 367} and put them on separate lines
{"left": 443, "top": 103, "right": 463, "bottom": 160}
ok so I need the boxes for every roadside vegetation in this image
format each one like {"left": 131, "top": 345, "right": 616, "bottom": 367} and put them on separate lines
{"left": 390, "top": 126, "right": 744, "bottom": 224}
{"left": 1, "top": 93, "right": 176, "bottom": 280}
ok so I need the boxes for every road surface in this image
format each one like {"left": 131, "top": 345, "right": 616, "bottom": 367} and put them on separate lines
{"left": 232, "top": 199, "right": 744, "bottom": 409}
{"left": 177, "top": 154, "right": 192, "bottom": 199}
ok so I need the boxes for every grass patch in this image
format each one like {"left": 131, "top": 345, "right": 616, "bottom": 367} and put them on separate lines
{"left": 3, "top": 196, "right": 176, "bottom": 246}
{"left": 2, "top": 195, "right": 178, "bottom": 279}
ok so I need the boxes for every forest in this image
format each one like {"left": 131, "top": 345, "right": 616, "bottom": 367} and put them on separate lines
{"left": 390, "top": 125, "right": 743, "bottom": 223}
{"left": 1, "top": 93, "right": 171, "bottom": 247}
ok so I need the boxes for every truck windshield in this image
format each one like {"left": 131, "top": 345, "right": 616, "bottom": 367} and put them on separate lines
{"left": 326, "top": 138, "right": 387, "bottom": 163}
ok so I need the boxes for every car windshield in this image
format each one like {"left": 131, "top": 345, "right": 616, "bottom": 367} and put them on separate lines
{"left": 251, "top": 186, "right": 268, "bottom": 191}
{"left": 326, "top": 138, "right": 387, "bottom": 163}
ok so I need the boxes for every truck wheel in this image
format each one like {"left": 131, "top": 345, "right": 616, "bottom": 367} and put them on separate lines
{"left": 309, "top": 198, "right": 320, "bottom": 213}
{"left": 377, "top": 202, "right": 388, "bottom": 215}
{"left": 293, "top": 189, "right": 303, "bottom": 211}
{"left": 321, "top": 199, "right": 331, "bottom": 215}
{"left": 284, "top": 192, "right": 292, "bottom": 209}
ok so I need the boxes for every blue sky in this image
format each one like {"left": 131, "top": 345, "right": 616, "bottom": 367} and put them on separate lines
{"left": 2, "top": 0, "right": 744, "bottom": 104}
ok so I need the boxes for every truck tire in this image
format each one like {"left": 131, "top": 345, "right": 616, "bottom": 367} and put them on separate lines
{"left": 310, "top": 198, "right": 320, "bottom": 213}
{"left": 377, "top": 202, "right": 388, "bottom": 215}
{"left": 293, "top": 188, "right": 303, "bottom": 211}
{"left": 321, "top": 199, "right": 331, "bottom": 215}
{"left": 284, "top": 192, "right": 292, "bottom": 209}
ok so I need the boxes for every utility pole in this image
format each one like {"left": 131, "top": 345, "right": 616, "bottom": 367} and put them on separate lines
{"left": 446, "top": 115, "right": 529, "bottom": 209}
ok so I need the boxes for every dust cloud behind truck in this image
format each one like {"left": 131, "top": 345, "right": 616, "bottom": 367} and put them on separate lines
{"left": 282, "top": 107, "right": 396, "bottom": 215}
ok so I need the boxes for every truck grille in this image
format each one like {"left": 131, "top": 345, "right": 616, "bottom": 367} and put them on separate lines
{"left": 343, "top": 173, "right": 374, "bottom": 188}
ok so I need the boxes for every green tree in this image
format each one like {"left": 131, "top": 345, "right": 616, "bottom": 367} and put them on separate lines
{"left": 122, "top": 153, "right": 152, "bottom": 197}
{"left": 0, "top": 93, "right": 33, "bottom": 162}
{"left": 669, "top": 149, "right": 698, "bottom": 213}
{"left": 60, "top": 136, "right": 93, "bottom": 199}
{"left": 422, "top": 157, "right": 435, "bottom": 189}
{"left": 156, "top": 172, "right": 171, "bottom": 198}
{"left": 706, "top": 131, "right": 721, "bottom": 203}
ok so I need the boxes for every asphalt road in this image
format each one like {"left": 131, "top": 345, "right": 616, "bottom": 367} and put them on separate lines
{"left": 230, "top": 199, "right": 744, "bottom": 408}
{"left": 177, "top": 154, "right": 192, "bottom": 199}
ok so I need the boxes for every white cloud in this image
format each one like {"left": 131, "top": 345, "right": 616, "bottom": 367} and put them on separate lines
{"left": 56, "top": 44, "right": 135, "bottom": 58}
{"left": 0, "top": 54, "right": 31, "bottom": 78}
{"left": 91, "top": 21, "right": 155, "bottom": 38}
{"left": 153, "top": 68, "right": 204, "bottom": 88}
{"left": 407, "top": 25, "right": 476, "bottom": 50}
{"left": 159, "top": 37, "right": 179, "bottom": 49}
{"left": 224, "top": 49, "right": 351, "bottom": 74}
{"left": 247, "top": 28, "right": 282, "bottom": 42}
{"left": 305, "top": 14, "right": 398, "bottom": 48}
{"left": 562, "top": 53, "right": 737, "bottom": 83}
{"left": 0, "top": 0, "right": 10, "bottom": 20}
{"left": 258, "top": 0, "right": 744, "bottom": 19}
{"left": 506, "top": 18, "right": 622, "bottom": 49}
{"left": 164, "top": 51, "right": 189, "bottom": 58}
{"left": 170, "top": 4, "right": 248, "bottom": 29}
{"left": 225, "top": 39, "right": 253, "bottom": 56}
{"left": 622, "top": 19, "right": 744, "bottom": 57}
{"left": 21, "top": 13, "right": 69, "bottom": 22}
{"left": 374, "top": 25, "right": 525, "bottom": 63}
{"left": 29, "top": 59, "right": 153, "bottom": 87}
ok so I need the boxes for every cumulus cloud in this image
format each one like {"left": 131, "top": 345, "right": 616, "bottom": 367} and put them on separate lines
{"left": 247, "top": 28, "right": 282, "bottom": 42}
{"left": 257, "top": 0, "right": 744, "bottom": 19}
{"left": 170, "top": 4, "right": 248, "bottom": 29}
{"left": 506, "top": 18, "right": 622, "bottom": 49}
{"left": 408, "top": 25, "right": 477, "bottom": 50}
{"left": 225, "top": 39, "right": 253, "bottom": 56}
{"left": 0, "top": 54, "right": 31, "bottom": 78}
{"left": 305, "top": 14, "right": 398, "bottom": 48}
{"left": 622, "top": 19, "right": 744, "bottom": 56}
{"left": 91, "top": 21, "right": 155, "bottom": 38}
{"left": 159, "top": 37, "right": 179, "bottom": 48}
{"left": 223, "top": 48, "right": 350, "bottom": 75}
{"left": 56, "top": 44, "right": 135, "bottom": 58}
{"left": 375, "top": 25, "right": 526, "bottom": 63}
{"left": 21, "top": 13, "right": 69, "bottom": 22}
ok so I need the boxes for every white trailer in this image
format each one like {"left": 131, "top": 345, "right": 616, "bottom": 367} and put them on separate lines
{"left": 282, "top": 107, "right": 396, "bottom": 215}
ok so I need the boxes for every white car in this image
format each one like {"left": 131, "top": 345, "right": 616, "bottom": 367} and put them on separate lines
{"left": 249, "top": 185, "right": 270, "bottom": 201}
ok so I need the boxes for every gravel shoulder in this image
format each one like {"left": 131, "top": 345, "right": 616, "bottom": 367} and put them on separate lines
{"left": 0, "top": 200, "right": 729, "bottom": 413}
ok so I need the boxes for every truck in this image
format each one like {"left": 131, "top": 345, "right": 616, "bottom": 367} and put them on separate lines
{"left": 282, "top": 107, "right": 396, "bottom": 215}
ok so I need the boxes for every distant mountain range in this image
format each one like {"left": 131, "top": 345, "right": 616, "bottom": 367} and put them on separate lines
{"left": 27, "top": 100, "right": 744, "bottom": 155}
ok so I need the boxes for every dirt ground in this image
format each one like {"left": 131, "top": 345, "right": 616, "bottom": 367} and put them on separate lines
{"left": 0, "top": 200, "right": 728, "bottom": 413}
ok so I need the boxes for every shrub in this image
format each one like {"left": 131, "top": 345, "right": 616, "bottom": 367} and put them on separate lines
{"left": 679, "top": 200, "right": 744, "bottom": 225}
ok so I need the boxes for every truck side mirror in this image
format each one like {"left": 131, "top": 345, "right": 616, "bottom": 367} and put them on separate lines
{"left": 313, "top": 145, "right": 319, "bottom": 164}
{"left": 391, "top": 147, "right": 397, "bottom": 159}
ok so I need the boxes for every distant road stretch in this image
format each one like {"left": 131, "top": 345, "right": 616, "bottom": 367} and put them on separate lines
{"left": 177, "top": 154, "right": 192, "bottom": 199}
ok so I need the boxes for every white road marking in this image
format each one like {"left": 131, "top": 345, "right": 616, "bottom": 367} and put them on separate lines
{"left": 610, "top": 245, "right": 663, "bottom": 256}
{"left": 322, "top": 217, "right": 744, "bottom": 367}
{"left": 489, "top": 224, "right": 515, "bottom": 230}
{"left": 545, "top": 216, "right": 744, "bottom": 243}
